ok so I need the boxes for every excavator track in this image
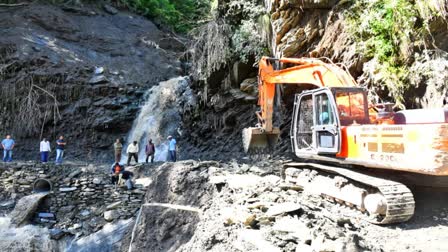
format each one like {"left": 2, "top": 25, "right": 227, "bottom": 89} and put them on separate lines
{"left": 282, "top": 162, "right": 415, "bottom": 224}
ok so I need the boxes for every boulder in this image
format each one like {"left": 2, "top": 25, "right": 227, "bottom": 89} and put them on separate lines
{"left": 9, "top": 193, "right": 48, "bottom": 226}
{"left": 104, "top": 210, "right": 119, "bottom": 222}
{"left": 266, "top": 202, "right": 302, "bottom": 217}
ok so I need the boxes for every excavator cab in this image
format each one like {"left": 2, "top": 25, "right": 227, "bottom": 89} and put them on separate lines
{"left": 291, "top": 87, "right": 369, "bottom": 157}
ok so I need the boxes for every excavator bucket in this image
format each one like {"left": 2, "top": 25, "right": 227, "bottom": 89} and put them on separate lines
{"left": 242, "top": 127, "right": 280, "bottom": 153}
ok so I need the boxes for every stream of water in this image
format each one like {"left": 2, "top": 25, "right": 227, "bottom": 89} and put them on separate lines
{"left": 123, "top": 76, "right": 196, "bottom": 162}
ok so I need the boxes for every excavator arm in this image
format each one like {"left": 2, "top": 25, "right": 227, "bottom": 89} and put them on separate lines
{"left": 243, "top": 57, "right": 358, "bottom": 153}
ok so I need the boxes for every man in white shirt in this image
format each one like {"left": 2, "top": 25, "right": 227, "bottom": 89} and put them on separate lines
{"left": 40, "top": 138, "right": 51, "bottom": 163}
{"left": 126, "top": 141, "right": 139, "bottom": 165}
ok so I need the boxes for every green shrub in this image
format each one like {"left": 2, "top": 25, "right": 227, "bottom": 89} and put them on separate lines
{"left": 345, "top": 0, "right": 422, "bottom": 104}
{"left": 123, "top": 0, "right": 212, "bottom": 33}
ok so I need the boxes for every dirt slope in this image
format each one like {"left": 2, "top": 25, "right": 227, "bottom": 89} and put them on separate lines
{"left": 0, "top": 3, "right": 184, "bottom": 161}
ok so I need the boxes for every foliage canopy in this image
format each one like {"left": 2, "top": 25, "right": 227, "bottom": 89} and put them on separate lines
{"left": 124, "top": 0, "right": 212, "bottom": 33}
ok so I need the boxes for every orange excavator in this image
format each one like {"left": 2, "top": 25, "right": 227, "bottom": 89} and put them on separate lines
{"left": 243, "top": 57, "right": 448, "bottom": 224}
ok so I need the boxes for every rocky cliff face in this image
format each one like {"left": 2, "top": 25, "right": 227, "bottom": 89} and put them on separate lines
{"left": 0, "top": 3, "right": 185, "bottom": 161}
{"left": 183, "top": 0, "right": 448, "bottom": 158}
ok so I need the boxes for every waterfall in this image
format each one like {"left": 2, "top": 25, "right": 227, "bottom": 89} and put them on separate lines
{"left": 123, "top": 76, "right": 196, "bottom": 162}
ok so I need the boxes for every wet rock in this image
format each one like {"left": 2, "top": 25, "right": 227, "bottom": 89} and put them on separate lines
{"left": 0, "top": 200, "right": 15, "bottom": 208}
{"left": 50, "top": 228, "right": 68, "bottom": 240}
{"left": 9, "top": 193, "right": 48, "bottom": 226}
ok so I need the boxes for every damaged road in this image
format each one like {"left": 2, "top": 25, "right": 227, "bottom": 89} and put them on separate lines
{"left": 121, "top": 160, "right": 448, "bottom": 252}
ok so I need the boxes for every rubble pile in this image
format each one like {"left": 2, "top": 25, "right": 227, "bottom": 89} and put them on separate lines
{"left": 178, "top": 160, "right": 378, "bottom": 252}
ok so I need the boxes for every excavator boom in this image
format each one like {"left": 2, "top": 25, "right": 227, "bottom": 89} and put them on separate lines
{"left": 243, "top": 57, "right": 357, "bottom": 153}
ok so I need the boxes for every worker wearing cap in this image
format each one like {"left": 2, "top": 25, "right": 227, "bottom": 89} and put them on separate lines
{"left": 167, "top": 136, "right": 176, "bottom": 162}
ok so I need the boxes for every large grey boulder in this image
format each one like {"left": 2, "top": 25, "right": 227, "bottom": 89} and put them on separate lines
{"left": 9, "top": 192, "right": 49, "bottom": 226}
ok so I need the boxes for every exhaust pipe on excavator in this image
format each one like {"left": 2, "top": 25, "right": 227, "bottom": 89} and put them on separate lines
{"left": 242, "top": 127, "right": 280, "bottom": 154}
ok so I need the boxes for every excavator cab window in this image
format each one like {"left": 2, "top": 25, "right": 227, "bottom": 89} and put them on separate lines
{"left": 292, "top": 88, "right": 341, "bottom": 155}
{"left": 315, "top": 94, "right": 335, "bottom": 125}
{"left": 333, "top": 89, "right": 370, "bottom": 125}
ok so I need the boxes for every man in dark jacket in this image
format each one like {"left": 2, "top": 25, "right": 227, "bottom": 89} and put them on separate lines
{"left": 145, "top": 139, "right": 156, "bottom": 163}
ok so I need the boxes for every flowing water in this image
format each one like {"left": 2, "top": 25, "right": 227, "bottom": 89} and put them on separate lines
{"left": 65, "top": 219, "right": 132, "bottom": 252}
{"left": 0, "top": 192, "right": 132, "bottom": 252}
{"left": 0, "top": 217, "right": 59, "bottom": 252}
{"left": 123, "top": 76, "right": 196, "bottom": 162}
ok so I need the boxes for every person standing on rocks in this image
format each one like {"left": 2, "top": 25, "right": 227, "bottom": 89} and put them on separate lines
{"left": 39, "top": 138, "right": 51, "bottom": 163}
{"left": 55, "top": 135, "right": 66, "bottom": 164}
{"left": 168, "top": 136, "right": 176, "bottom": 162}
{"left": 145, "top": 139, "right": 155, "bottom": 163}
{"left": 1, "top": 134, "right": 15, "bottom": 162}
{"left": 114, "top": 138, "right": 123, "bottom": 163}
{"left": 126, "top": 141, "right": 139, "bottom": 165}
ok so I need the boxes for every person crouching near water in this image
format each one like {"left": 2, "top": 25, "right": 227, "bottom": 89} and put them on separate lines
{"left": 121, "top": 170, "right": 134, "bottom": 190}
{"left": 145, "top": 139, "right": 155, "bottom": 163}
{"left": 39, "top": 138, "right": 51, "bottom": 163}
{"left": 110, "top": 162, "right": 124, "bottom": 185}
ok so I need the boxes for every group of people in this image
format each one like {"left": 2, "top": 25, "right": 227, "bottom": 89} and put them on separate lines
{"left": 113, "top": 135, "right": 177, "bottom": 165}
{"left": 39, "top": 136, "right": 66, "bottom": 164}
{"left": 110, "top": 162, "right": 134, "bottom": 190}
{"left": 1, "top": 134, "right": 66, "bottom": 163}
{"left": 109, "top": 136, "right": 177, "bottom": 190}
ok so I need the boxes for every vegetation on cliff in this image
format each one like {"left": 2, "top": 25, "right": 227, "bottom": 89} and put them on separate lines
{"left": 123, "top": 0, "right": 212, "bottom": 32}
{"left": 191, "top": 0, "right": 268, "bottom": 84}
{"left": 345, "top": 0, "right": 447, "bottom": 105}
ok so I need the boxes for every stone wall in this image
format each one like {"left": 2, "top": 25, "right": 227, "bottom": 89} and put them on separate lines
{"left": 0, "top": 162, "right": 146, "bottom": 238}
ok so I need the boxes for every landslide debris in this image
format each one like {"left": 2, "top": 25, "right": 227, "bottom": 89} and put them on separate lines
{"left": 122, "top": 160, "right": 448, "bottom": 252}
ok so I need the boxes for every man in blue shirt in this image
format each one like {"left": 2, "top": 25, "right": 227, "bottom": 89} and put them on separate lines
{"left": 55, "top": 135, "right": 66, "bottom": 164}
{"left": 1, "top": 135, "right": 15, "bottom": 162}
{"left": 168, "top": 136, "right": 176, "bottom": 162}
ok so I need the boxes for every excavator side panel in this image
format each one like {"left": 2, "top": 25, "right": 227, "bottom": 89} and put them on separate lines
{"left": 342, "top": 124, "right": 448, "bottom": 175}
